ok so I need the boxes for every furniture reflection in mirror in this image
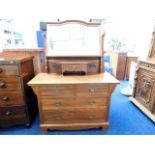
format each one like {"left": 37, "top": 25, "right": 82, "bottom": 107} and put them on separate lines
{"left": 44, "top": 20, "right": 104, "bottom": 75}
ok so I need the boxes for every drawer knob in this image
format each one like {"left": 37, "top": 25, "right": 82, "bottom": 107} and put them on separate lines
{"left": 52, "top": 86, "right": 60, "bottom": 93}
{"left": 53, "top": 102, "right": 61, "bottom": 106}
{"left": 88, "top": 100, "right": 96, "bottom": 105}
{"left": 55, "top": 115, "right": 62, "bottom": 120}
{"left": 88, "top": 113, "right": 94, "bottom": 120}
{"left": 0, "top": 68, "right": 3, "bottom": 73}
{"left": 0, "top": 82, "right": 5, "bottom": 88}
{"left": 5, "top": 111, "right": 11, "bottom": 116}
{"left": 2, "top": 96, "right": 9, "bottom": 101}
{"left": 88, "top": 88, "right": 96, "bottom": 93}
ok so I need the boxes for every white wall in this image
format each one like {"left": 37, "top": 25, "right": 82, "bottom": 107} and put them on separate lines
{"left": 12, "top": 19, "right": 40, "bottom": 48}
{"left": 104, "top": 19, "right": 155, "bottom": 59}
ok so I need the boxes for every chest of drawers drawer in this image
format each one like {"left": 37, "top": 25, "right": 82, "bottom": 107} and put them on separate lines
{"left": 62, "top": 64, "right": 87, "bottom": 72}
{"left": 0, "top": 77, "right": 21, "bottom": 90}
{"left": 0, "top": 65, "right": 19, "bottom": 76}
{"left": 0, "top": 106, "right": 27, "bottom": 122}
{"left": 76, "top": 84, "right": 109, "bottom": 97}
{"left": 39, "top": 85, "right": 74, "bottom": 97}
{"left": 0, "top": 91, "right": 24, "bottom": 106}
{"left": 42, "top": 107, "right": 108, "bottom": 124}
{"left": 41, "top": 97, "right": 108, "bottom": 110}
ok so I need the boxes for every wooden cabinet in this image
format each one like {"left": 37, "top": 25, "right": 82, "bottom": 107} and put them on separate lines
{"left": 0, "top": 56, "right": 38, "bottom": 127}
{"left": 28, "top": 72, "right": 119, "bottom": 132}
{"left": 130, "top": 60, "right": 155, "bottom": 122}
{"left": 130, "top": 31, "right": 155, "bottom": 123}
{"left": 116, "top": 52, "right": 127, "bottom": 80}
{"left": 106, "top": 51, "right": 127, "bottom": 80}
{"left": 1, "top": 48, "right": 44, "bottom": 74}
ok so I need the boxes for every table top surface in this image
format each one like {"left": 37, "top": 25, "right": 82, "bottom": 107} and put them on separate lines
{"left": 0, "top": 55, "right": 34, "bottom": 63}
{"left": 28, "top": 72, "right": 120, "bottom": 85}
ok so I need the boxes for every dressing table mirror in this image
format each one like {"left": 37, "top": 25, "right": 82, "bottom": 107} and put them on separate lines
{"left": 28, "top": 20, "right": 120, "bottom": 132}
{"left": 44, "top": 20, "right": 105, "bottom": 75}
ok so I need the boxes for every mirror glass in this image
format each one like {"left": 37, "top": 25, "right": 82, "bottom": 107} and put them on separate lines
{"left": 46, "top": 23, "right": 101, "bottom": 56}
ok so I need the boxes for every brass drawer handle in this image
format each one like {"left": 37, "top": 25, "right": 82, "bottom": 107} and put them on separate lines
{"left": 52, "top": 86, "right": 60, "bottom": 93}
{"left": 88, "top": 113, "right": 94, "bottom": 120}
{"left": 55, "top": 115, "right": 62, "bottom": 120}
{"left": 5, "top": 111, "right": 11, "bottom": 116}
{"left": 88, "top": 100, "right": 96, "bottom": 105}
{"left": 2, "top": 96, "right": 9, "bottom": 101}
{"left": 0, "top": 82, "right": 5, "bottom": 88}
{"left": 88, "top": 87, "right": 97, "bottom": 93}
{"left": 53, "top": 102, "right": 62, "bottom": 106}
{"left": 0, "top": 68, "right": 3, "bottom": 73}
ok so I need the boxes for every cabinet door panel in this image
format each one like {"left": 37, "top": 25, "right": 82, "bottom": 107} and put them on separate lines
{"left": 135, "top": 69, "right": 155, "bottom": 110}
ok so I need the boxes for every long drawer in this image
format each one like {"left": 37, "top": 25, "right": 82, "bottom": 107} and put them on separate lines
{"left": 0, "top": 106, "right": 27, "bottom": 122}
{"left": 39, "top": 84, "right": 109, "bottom": 98}
{"left": 0, "top": 91, "right": 24, "bottom": 106}
{"left": 76, "top": 84, "right": 109, "bottom": 97}
{"left": 42, "top": 107, "right": 108, "bottom": 124}
{"left": 41, "top": 97, "right": 108, "bottom": 110}
{"left": 0, "top": 77, "right": 21, "bottom": 91}
{"left": 0, "top": 65, "right": 19, "bottom": 76}
{"left": 39, "top": 85, "right": 74, "bottom": 97}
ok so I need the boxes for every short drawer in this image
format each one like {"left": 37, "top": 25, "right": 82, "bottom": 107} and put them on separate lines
{"left": 0, "top": 77, "right": 21, "bottom": 91}
{"left": 0, "top": 65, "right": 19, "bottom": 76}
{"left": 0, "top": 106, "right": 27, "bottom": 121}
{"left": 0, "top": 91, "right": 24, "bottom": 106}
{"left": 62, "top": 64, "right": 87, "bottom": 72}
{"left": 41, "top": 97, "right": 108, "bottom": 110}
{"left": 76, "top": 84, "right": 109, "bottom": 97}
{"left": 39, "top": 85, "right": 74, "bottom": 97}
{"left": 42, "top": 107, "right": 108, "bottom": 124}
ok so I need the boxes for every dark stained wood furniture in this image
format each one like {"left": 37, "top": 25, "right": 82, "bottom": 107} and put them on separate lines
{"left": 116, "top": 52, "right": 127, "bottom": 80}
{"left": 0, "top": 56, "right": 38, "bottom": 127}
{"left": 1, "top": 48, "right": 44, "bottom": 74}
{"left": 130, "top": 31, "right": 155, "bottom": 123}
{"left": 28, "top": 72, "right": 119, "bottom": 132}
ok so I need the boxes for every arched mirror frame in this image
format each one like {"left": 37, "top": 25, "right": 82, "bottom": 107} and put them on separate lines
{"left": 43, "top": 20, "right": 105, "bottom": 73}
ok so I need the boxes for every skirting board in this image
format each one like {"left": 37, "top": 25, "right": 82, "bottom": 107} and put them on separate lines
{"left": 130, "top": 97, "right": 155, "bottom": 123}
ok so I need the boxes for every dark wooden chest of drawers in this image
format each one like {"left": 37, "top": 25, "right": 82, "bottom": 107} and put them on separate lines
{"left": 0, "top": 56, "right": 38, "bottom": 127}
{"left": 28, "top": 72, "right": 119, "bottom": 132}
